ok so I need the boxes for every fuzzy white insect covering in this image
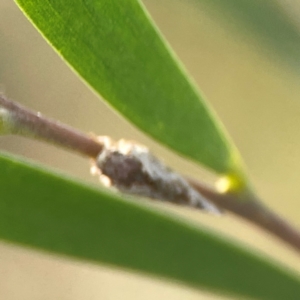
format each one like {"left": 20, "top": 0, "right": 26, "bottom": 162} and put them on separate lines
{"left": 91, "top": 136, "right": 220, "bottom": 214}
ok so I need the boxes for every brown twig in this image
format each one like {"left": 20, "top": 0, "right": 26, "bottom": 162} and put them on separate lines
{"left": 0, "top": 95, "right": 103, "bottom": 157}
{"left": 189, "top": 178, "right": 300, "bottom": 253}
{"left": 1, "top": 94, "right": 300, "bottom": 253}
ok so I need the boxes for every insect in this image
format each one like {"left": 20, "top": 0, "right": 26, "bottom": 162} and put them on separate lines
{"left": 91, "top": 136, "right": 220, "bottom": 214}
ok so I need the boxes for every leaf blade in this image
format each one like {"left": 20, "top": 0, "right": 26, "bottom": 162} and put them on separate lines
{"left": 14, "top": 0, "right": 242, "bottom": 176}
{"left": 0, "top": 152, "right": 300, "bottom": 299}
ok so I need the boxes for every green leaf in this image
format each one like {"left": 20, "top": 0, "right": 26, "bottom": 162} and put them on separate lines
{"left": 0, "top": 152, "right": 300, "bottom": 299}
{"left": 14, "top": 0, "right": 243, "bottom": 178}
{"left": 190, "top": 0, "right": 300, "bottom": 69}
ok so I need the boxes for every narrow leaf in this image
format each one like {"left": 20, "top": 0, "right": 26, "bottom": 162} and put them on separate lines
{"left": 0, "top": 152, "right": 299, "bottom": 299}
{"left": 14, "top": 0, "right": 243, "bottom": 177}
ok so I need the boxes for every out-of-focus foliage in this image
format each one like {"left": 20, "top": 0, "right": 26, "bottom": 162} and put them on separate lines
{"left": 190, "top": 0, "right": 300, "bottom": 70}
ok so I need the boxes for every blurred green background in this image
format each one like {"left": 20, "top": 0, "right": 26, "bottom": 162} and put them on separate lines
{"left": 1, "top": 0, "right": 300, "bottom": 299}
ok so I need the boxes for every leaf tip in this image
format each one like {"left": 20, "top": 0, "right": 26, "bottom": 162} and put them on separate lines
{"left": 216, "top": 171, "right": 249, "bottom": 194}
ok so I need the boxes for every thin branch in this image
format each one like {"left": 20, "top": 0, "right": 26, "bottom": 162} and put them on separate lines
{"left": 0, "top": 95, "right": 103, "bottom": 157}
{"left": 1, "top": 95, "right": 300, "bottom": 253}
{"left": 189, "top": 178, "right": 300, "bottom": 253}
